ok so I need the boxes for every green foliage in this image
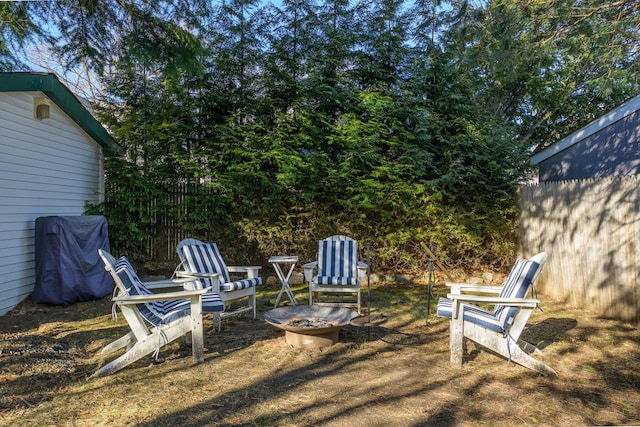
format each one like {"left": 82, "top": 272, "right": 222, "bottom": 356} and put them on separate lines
{"left": 37, "top": 0, "right": 639, "bottom": 272}
{"left": 0, "top": 2, "right": 39, "bottom": 70}
{"left": 443, "top": 0, "right": 640, "bottom": 150}
{"left": 85, "top": 156, "right": 156, "bottom": 263}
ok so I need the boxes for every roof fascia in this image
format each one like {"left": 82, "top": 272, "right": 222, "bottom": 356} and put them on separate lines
{"left": 530, "top": 95, "right": 640, "bottom": 165}
{"left": 0, "top": 72, "right": 122, "bottom": 155}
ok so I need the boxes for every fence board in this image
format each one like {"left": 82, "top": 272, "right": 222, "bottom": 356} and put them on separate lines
{"left": 104, "top": 179, "right": 218, "bottom": 265}
{"left": 518, "top": 176, "right": 640, "bottom": 325}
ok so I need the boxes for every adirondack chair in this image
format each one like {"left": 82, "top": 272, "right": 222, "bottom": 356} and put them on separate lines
{"left": 176, "top": 238, "right": 262, "bottom": 331}
{"left": 96, "top": 250, "right": 223, "bottom": 377}
{"left": 436, "top": 252, "right": 557, "bottom": 376}
{"left": 303, "top": 235, "right": 368, "bottom": 313}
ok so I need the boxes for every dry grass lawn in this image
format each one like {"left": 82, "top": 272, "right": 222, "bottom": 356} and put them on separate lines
{"left": 1, "top": 279, "right": 639, "bottom": 426}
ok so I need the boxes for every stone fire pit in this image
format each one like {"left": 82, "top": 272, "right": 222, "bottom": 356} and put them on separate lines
{"left": 264, "top": 305, "right": 358, "bottom": 349}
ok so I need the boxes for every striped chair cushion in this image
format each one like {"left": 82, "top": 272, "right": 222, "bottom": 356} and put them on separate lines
{"left": 316, "top": 239, "right": 358, "bottom": 286}
{"left": 115, "top": 257, "right": 189, "bottom": 325}
{"left": 179, "top": 243, "right": 232, "bottom": 285}
{"left": 115, "top": 257, "right": 224, "bottom": 319}
{"left": 436, "top": 298, "right": 506, "bottom": 333}
{"left": 316, "top": 276, "right": 359, "bottom": 285}
{"left": 200, "top": 293, "right": 224, "bottom": 312}
{"left": 436, "top": 258, "right": 539, "bottom": 334}
{"left": 178, "top": 243, "right": 262, "bottom": 292}
{"left": 494, "top": 258, "right": 539, "bottom": 330}
{"left": 220, "top": 278, "right": 262, "bottom": 292}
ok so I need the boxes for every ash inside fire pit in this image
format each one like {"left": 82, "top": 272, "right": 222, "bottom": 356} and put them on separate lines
{"left": 285, "top": 317, "right": 336, "bottom": 328}
{"left": 264, "top": 305, "right": 358, "bottom": 349}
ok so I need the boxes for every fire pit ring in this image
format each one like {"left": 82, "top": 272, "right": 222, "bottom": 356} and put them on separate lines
{"left": 264, "top": 305, "right": 358, "bottom": 349}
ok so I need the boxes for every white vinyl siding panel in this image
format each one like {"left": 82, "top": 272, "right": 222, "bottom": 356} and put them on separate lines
{"left": 0, "top": 91, "right": 105, "bottom": 315}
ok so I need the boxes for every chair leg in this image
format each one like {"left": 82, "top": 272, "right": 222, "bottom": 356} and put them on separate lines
{"left": 450, "top": 317, "right": 464, "bottom": 369}
{"left": 96, "top": 336, "right": 158, "bottom": 377}
{"left": 251, "top": 292, "right": 257, "bottom": 319}
{"left": 508, "top": 337, "right": 558, "bottom": 376}
{"left": 190, "top": 299, "right": 204, "bottom": 364}
{"left": 101, "top": 332, "right": 135, "bottom": 356}
{"left": 517, "top": 339, "right": 541, "bottom": 355}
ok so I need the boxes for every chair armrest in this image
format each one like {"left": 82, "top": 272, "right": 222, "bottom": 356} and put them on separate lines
{"left": 175, "top": 271, "right": 221, "bottom": 291}
{"left": 145, "top": 277, "right": 196, "bottom": 290}
{"left": 113, "top": 288, "right": 208, "bottom": 304}
{"left": 447, "top": 293, "right": 540, "bottom": 307}
{"left": 448, "top": 293, "right": 539, "bottom": 319}
{"left": 227, "top": 266, "right": 261, "bottom": 279}
{"left": 175, "top": 271, "right": 221, "bottom": 281}
{"left": 446, "top": 282, "right": 503, "bottom": 295}
{"left": 303, "top": 262, "right": 318, "bottom": 283}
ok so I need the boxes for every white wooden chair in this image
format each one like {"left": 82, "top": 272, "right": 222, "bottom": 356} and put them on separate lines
{"left": 436, "top": 252, "right": 557, "bottom": 376}
{"left": 303, "top": 235, "right": 368, "bottom": 313}
{"left": 96, "top": 250, "right": 223, "bottom": 377}
{"left": 176, "top": 238, "right": 262, "bottom": 331}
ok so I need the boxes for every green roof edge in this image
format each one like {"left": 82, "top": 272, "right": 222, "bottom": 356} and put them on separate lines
{"left": 0, "top": 72, "right": 122, "bottom": 155}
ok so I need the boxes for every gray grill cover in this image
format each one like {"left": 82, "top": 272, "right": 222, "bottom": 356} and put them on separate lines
{"left": 33, "top": 216, "right": 113, "bottom": 305}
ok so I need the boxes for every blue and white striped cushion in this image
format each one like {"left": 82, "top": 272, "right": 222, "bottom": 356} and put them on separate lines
{"left": 316, "top": 276, "right": 359, "bottom": 285}
{"left": 178, "top": 243, "right": 262, "bottom": 293}
{"left": 201, "top": 293, "right": 225, "bottom": 312}
{"left": 115, "top": 257, "right": 189, "bottom": 325}
{"left": 220, "top": 278, "right": 262, "bottom": 291}
{"left": 436, "top": 258, "right": 539, "bottom": 334}
{"left": 436, "top": 298, "right": 505, "bottom": 333}
{"left": 179, "top": 243, "right": 232, "bottom": 286}
{"left": 494, "top": 258, "right": 538, "bottom": 331}
{"left": 316, "top": 239, "right": 358, "bottom": 286}
{"left": 115, "top": 257, "right": 224, "bottom": 318}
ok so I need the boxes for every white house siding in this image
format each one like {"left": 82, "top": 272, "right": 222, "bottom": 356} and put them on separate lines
{"left": 0, "top": 91, "right": 104, "bottom": 315}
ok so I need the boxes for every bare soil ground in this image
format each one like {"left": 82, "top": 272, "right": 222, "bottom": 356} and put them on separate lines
{"left": 1, "top": 279, "right": 639, "bottom": 426}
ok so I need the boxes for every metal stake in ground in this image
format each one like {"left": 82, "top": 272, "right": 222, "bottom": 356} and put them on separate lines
{"left": 426, "top": 244, "right": 435, "bottom": 317}
{"left": 420, "top": 242, "right": 455, "bottom": 320}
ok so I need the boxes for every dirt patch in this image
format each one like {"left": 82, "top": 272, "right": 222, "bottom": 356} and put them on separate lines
{"left": 1, "top": 281, "right": 639, "bottom": 426}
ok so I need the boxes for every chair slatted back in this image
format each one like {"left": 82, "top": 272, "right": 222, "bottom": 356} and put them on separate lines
{"left": 494, "top": 258, "right": 540, "bottom": 330}
{"left": 112, "top": 256, "right": 188, "bottom": 326}
{"left": 316, "top": 238, "right": 359, "bottom": 285}
{"left": 178, "top": 242, "right": 231, "bottom": 287}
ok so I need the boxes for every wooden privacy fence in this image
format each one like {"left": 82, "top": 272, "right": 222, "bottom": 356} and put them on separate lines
{"left": 104, "top": 180, "right": 219, "bottom": 264}
{"left": 517, "top": 176, "right": 640, "bottom": 325}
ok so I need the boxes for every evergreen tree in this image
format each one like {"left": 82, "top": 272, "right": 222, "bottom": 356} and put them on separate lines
{"left": 0, "top": 2, "right": 40, "bottom": 70}
{"left": 212, "top": 0, "right": 266, "bottom": 124}
{"left": 262, "top": 0, "right": 318, "bottom": 118}
{"left": 28, "top": 0, "right": 637, "bottom": 268}
{"left": 354, "top": 0, "right": 412, "bottom": 89}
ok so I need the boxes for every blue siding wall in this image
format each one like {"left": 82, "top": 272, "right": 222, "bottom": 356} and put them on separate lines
{"left": 539, "top": 111, "right": 640, "bottom": 181}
